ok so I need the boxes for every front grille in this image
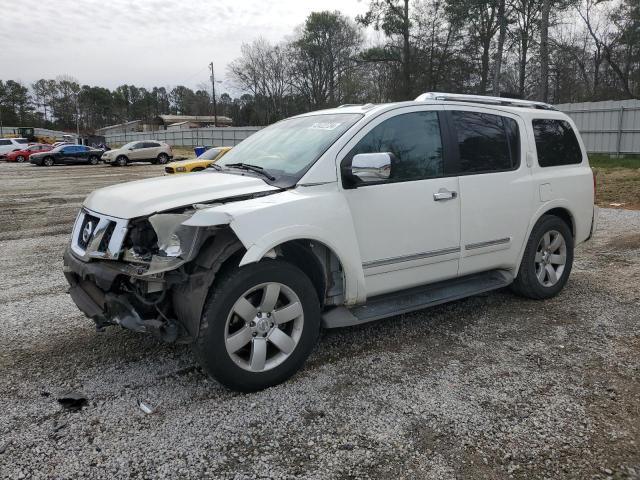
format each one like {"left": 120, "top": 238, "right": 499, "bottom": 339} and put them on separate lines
{"left": 70, "top": 209, "right": 128, "bottom": 261}
{"left": 77, "top": 213, "right": 100, "bottom": 249}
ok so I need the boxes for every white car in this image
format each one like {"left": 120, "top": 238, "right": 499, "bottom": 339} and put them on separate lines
{"left": 101, "top": 140, "right": 173, "bottom": 166}
{"left": 63, "top": 93, "right": 597, "bottom": 392}
{"left": 0, "top": 137, "right": 30, "bottom": 158}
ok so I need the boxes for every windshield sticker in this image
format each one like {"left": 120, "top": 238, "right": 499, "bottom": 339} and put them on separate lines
{"left": 309, "top": 122, "right": 342, "bottom": 130}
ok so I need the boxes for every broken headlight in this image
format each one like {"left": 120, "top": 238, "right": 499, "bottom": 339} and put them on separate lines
{"left": 123, "top": 213, "right": 202, "bottom": 275}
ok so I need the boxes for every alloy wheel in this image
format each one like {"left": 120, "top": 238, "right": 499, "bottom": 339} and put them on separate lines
{"left": 534, "top": 230, "right": 567, "bottom": 287}
{"left": 224, "top": 282, "right": 304, "bottom": 372}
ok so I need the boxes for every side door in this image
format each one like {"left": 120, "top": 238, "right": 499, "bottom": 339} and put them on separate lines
{"left": 442, "top": 106, "right": 535, "bottom": 276}
{"left": 75, "top": 146, "right": 91, "bottom": 163}
{"left": 127, "top": 142, "right": 146, "bottom": 161}
{"left": 339, "top": 107, "right": 461, "bottom": 298}
{"left": 58, "top": 146, "right": 75, "bottom": 163}
{"left": 143, "top": 142, "right": 161, "bottom": 160}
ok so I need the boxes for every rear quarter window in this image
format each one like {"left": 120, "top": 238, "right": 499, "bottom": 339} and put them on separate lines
{"left": 532, "top": 119, "right": 582, "bottom": 167}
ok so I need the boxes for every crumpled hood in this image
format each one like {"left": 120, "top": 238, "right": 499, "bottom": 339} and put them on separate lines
{"left": 83, "top": 171, "right": 279, "bottom": 219}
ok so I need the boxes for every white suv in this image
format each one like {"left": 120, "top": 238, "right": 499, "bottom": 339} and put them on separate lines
{"left": 63, "top": 93, "right": 597, "bottom": 391}
{"left": 0, "top": 137, "right": 30, "bottom": 158}
{"left": 102, "top": 141, "right": 172, "bottom": 166}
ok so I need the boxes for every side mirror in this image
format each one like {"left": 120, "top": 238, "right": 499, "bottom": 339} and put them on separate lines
{"left": 350, "top": 152, "right": 392, "bottom": 183}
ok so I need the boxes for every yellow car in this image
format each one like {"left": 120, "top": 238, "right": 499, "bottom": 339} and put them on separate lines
{"left": 164, "top": 146, "right": 231, "bottom": 174}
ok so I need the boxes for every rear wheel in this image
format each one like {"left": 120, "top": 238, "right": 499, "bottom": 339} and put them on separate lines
{"left": 43, "top": 157, "right": 54, "bottom": 167}
{"left": 511, "top": 215, "right": 574, "bottom": 299}
{"left": 194, "top": 260, "right": 320, "bottom": 392}
{"left": 115, "top": 155, "right": 128, "bottom": 167}
{"left": 157, "top": 153, "right": 170, "bottom": 164}
{"left": 16, "top": 155, "right": 25, "bottom": 163}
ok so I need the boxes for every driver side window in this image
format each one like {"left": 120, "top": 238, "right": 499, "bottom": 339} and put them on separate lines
{"left": 344, "top": 111, "right": 444, "bottom": 185}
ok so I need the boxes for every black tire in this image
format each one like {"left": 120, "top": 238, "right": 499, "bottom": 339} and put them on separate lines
{"left": 192, "top": 167, "right": 204, "bottom": 172}
{"left": 88, "top": 155, "right": 99, "bottom": 165}
{"left": 157, "top": 153, "right": 170, "bottom": 164}
{"left": 194, "top": 260, "right": 321, "bottom": 392}
{"left": 16, "top": 155, "right": 25, "bottom": 163}
{"left": 511, "top": 215, "right": 574, "bottom": 299}
{"left": 43, "top": 157, "right": 54, "bottom": 167}
{"left": 116, "top": 155, "right": 128, "bottom": 167}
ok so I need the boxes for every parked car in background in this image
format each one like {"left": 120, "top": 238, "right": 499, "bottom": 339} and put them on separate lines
{"left": 30, "top": 144, "right": 105, "bottom": 166}
{"left": 6, "top": 144, "right": 53, "bottom": 163}
{"left": 62, "top": 93, "right": 597, "bottom": 391}
{"left": 164, "top": 146, "right": 232, "bottom": 174}
{"left": 0, "top": 138, "right": 30, "bottom": 159}
{"left": 52, "top": 141, "right": 73, "bottom": 148}
{"left": 102, "top": 141, "right": 172, "bottom": 166}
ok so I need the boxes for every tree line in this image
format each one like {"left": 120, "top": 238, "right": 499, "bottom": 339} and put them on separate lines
{"left": 1, "top": 0, "right": 638, "bottom": 133}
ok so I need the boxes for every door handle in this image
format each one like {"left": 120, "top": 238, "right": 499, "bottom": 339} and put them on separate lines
{"left": 433, "top": 188, "right": 458, "bottom": 201}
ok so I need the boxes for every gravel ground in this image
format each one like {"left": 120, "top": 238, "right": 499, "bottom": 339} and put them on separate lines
{"left": 0, "top": 162, "right": 638, "bottom": 479}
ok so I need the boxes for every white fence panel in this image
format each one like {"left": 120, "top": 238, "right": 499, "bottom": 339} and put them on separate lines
{"left": 557, "top": 99, "right": 640, "bottom": 154}
{"left": 103, "top": 126, "right": 263, "bottom": 148}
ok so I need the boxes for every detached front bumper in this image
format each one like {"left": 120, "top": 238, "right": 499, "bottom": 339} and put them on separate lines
{"left": 63, "top": 247, "right": 181, "bottom": 341}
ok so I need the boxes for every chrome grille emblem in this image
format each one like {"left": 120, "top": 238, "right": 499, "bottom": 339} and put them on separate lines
{"left": 82, "top": 221, "right": 95, "bottom": 244}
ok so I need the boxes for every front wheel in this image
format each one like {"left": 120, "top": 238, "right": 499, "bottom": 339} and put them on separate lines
{"left": 16, "top": 155, "right": 25, "bottom": 163}
{"left": 43, "top": 157, "right": 54, "bottom": 167}
{"left": 88, "top": 155, "right": 99, "bottom": 165}
{"left": 511, "top": 215, "right": 574, "bottom": 299}
{"left": 194, "top": 260, "right": 320, "bottom": 392}
{"left": 115, "top": 155, "right": 128, "bottom": 167}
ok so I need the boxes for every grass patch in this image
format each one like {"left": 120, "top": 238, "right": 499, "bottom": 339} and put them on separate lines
{"left": 589, "top": 154, "right": 640, "bottom": 209}
{"left": 589, "top": 153, "right": 640, "bottom": 170}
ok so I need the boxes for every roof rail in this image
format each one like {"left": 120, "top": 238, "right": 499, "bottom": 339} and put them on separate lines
{"left": 337, "top": 104, "right": 361, "bottom": 108}
{"left": 415, "top": 92, "right": 557, "bottom": 111}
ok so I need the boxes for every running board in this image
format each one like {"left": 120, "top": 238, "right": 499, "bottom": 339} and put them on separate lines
{"left": 322, "top": 270, "right": 513, "bottom": 328}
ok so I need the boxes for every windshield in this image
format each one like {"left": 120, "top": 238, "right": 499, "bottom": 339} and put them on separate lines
{"left": 217, "top": 113, "right": 362, "bottom": 186}
{"left": 198, "top": 147, "right": 224, "bottom": 160}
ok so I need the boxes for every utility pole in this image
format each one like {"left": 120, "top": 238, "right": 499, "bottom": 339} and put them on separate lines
{"left": 209, "top": 62, "right": 218, "bottom": 127}
{"left": 75, "top": 95, "right": 80, "bottom": 143}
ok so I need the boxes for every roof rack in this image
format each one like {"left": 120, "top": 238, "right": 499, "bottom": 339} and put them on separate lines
{"left": 414, "top": 92, "right": 557, "bottom": 111}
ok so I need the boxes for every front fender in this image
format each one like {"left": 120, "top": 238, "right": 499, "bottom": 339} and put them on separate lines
{"left": 238, "top": 224, "right": 364, "bottom": 305}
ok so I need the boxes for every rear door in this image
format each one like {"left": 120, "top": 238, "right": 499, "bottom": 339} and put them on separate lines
{"left": 442, "top": 106, "right": 535, "bottom": 276}
{"left": 128, "top": 142, "right": 146, "bottom": 160}
{"left": 144, "top": 142, "right": 162, "bottom": 159}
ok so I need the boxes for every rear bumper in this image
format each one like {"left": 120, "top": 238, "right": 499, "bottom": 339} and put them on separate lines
{"left": 585, "top": 205, "right": 599, "bottom": 242}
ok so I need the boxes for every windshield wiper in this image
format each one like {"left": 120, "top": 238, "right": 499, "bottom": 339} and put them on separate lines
{"left": 224, "top": 163, "right": 276, "bottom": 181}
{"left": 207, "top": 163, "right": 223, "bottom": 171}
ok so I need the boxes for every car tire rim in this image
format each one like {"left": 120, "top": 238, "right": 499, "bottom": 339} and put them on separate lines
{"left": 224, "top": 282, "right": 304, "bottom": 373}
{"left": 159, "top": 155, "right": 168, "bottom": 164}
{"left": 17, "top": 156, "right": 24, "bottom": 162}
{"left": 535, "top": 230, "right": 567, "bottom": 287}
{"left": 45, "top": 159, "right": 53, "bottom": 166}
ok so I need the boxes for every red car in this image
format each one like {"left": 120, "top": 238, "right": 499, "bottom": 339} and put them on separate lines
{"left": 5, "top": 144, "right": 53, "bottom": 163}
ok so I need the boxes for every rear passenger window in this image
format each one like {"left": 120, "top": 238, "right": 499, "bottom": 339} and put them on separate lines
{"left": 451, "top": 111, "right": 519, "bottom": 174}
{"left": 345, "top": 111, "right": 444, "bottom": 184}
{"left": 0, "top": 140, "right": 11, "bottom": 146}
{"left": 532, "top": 119, "right": 582, "bottom": 167}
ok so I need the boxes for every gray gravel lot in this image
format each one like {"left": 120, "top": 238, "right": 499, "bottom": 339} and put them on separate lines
{"left": 0, "top": 162, "right": 638, "bottom": 479}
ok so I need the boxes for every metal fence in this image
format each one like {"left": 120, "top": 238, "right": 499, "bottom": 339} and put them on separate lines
{"left": 557, "top": 99, "right": 640, "bottom": 155}
{"left": 104, "top": 127, "right": 263, "bottom": 148}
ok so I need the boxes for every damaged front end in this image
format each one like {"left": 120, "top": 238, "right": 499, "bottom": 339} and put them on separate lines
{"left": 63, "top": 206, "right": 241, "bottom": 343}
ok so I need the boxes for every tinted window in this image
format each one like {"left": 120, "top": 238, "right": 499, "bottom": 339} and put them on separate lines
{"left": 16, "top": 139, "right": 29, "bottom": 144}
{"left": 345, "top": 111, "right": 444, "bottom": 183}
{"left": 145, "top": 142, "right": 160, "bottom": 148}
{"left": 451, "top": 111, "right": 518, "bottom": 173}
{"left": 0, "top": 140, "right": 11, "bottom": 146}
{"left": 532, "top": 119, "right": 582, "bottom": 167}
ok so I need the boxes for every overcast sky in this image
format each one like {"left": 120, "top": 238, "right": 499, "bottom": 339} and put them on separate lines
{"left": 1, "top": 0, "right": 368, "bottom": 94}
